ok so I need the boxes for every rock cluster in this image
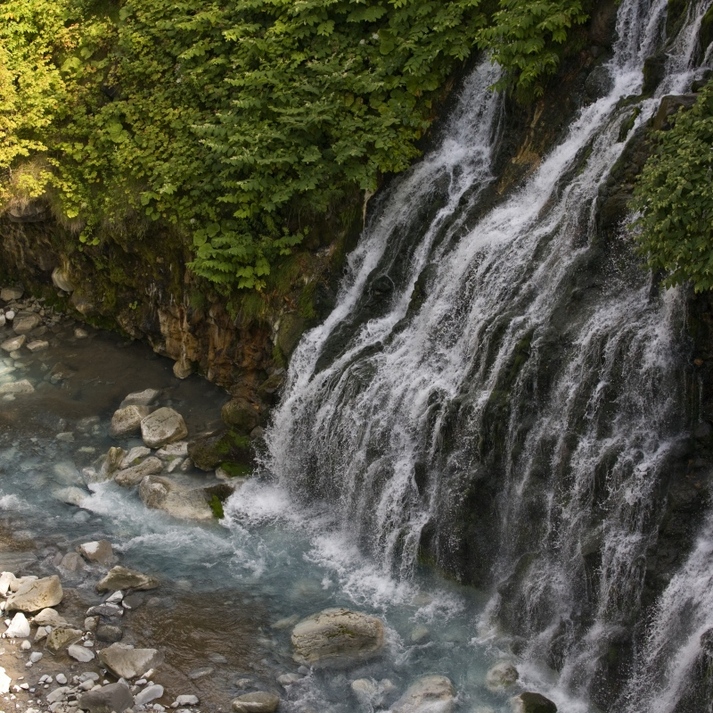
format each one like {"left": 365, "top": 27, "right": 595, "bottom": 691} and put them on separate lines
{"left": 0, "top": 288, "right": 70, "bottom": 400}
{"left": 80, "top": 390, "right": 238, "bottom": 522}
{"left": 0, "top": 551, "right": 201, "bottom": 713}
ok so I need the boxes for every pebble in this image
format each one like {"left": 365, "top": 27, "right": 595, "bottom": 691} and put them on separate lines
{"left": 29, "top": 652, "right": 42, "bottom": 663}
{"left": 55, "top": 674, "right": 67, "bottom": 685}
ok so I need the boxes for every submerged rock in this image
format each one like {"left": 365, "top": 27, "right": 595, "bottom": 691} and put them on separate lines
{"left": 485, "top": 661, "right": 519, "bottom": 691}
{"left": 120, "top": 388, "right": 160, "bottom": 408}
{"left": 96, "top": 566, "right": 160, "bottom": 592}
{"left": 98, "top": 642, "right": 164, "bottom": 679}
{"left": 141, "top": 407, "right": 188, "bottom": 448}
{"left": 231, "top": 691, "right": 280, "bottom": 713}
{"left": 6, "top": 575, "right": 63, "bottom": 613}
{"left": 390, "top": 675, "right": 455, "bottom": 713}
{"left": 291, "top": 607, "right": 385, "bottom": 667}
{"left": 510, "top": 692, "right": 558, "bottom": 713}
{"left": 0, "top": 379, "right": 34, "bottom": 395}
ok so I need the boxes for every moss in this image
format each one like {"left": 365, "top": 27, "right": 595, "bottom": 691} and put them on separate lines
{"left": 209, "top": 494, "right": 224, "bottom": 519}
{"left": 219, "top": 461, "right": 253, "bottom": 477}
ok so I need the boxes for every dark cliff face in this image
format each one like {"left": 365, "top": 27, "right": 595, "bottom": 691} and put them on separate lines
{"left": 0, "top": 191, "right": 363, "bottom": 412}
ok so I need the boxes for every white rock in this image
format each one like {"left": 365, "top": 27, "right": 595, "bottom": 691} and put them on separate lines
{"left": 140, "top": 407, "right": 188, "bottom": 448}
{"left": 0, "top": 665, "right": 10, "bottom": 693}
{"left": 20, "top": 639, "right": 32, "bottom": 650}
{"left": 172, "top": 694, "right": 199, "bottom": 707}
{"left": 0, "top": 572, "right": 17, "bottom": 596}
{"left": 5, "top": 612, "right": 30, "bottom": 637}
{"left": 29, "top": 652, "right": 42, "bottom": 663}
{"left": 68, "top": 644, "right": 95, "bottom": 662}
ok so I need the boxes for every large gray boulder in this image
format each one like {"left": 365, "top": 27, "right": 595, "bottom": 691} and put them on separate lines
{"left": 114, "top": 456, "right": 163, "bottom": 487}
{"left": 389, "top": 676, "right": 455, "bottom": 713}
{"left": 6, "top": 575, "right": 63, "bottom": 613}
{"left": 78, "top": 682, "right": 134, "bottom": 713}
{"left": 231, "top": 691, "right": 280, "bottom": 713}
{"left": 97, "top": 643, "right": 164, "bottom": 679}
{"left": 141, "top": 407, "right": 188, "bottom": 448}
{"left": 291, "top": 608, "right": 385, "bottom": 667}
{"left": 96, "top": 566, "right": 159, "bottom": 593}
{"left": 109, "top": 405, "right": 149, "bottom": 438}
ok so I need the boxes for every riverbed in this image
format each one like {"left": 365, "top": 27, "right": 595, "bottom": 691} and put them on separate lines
{"left": 0, "top": 294, "right": 581, "bottom": 713}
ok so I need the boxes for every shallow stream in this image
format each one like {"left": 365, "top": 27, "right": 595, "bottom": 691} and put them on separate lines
{"left": 0, "top": 317, "right": 573, "bottom": 713}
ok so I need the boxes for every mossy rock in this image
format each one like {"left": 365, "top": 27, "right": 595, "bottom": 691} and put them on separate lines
{"left": 221, "top": 397, "right": 261, "bottom": 435}
{"left": 277, "top": 312, "right": 307, "bottom": 358}
{"left": 187, "top": 430, "right": 253, "bottom": 471}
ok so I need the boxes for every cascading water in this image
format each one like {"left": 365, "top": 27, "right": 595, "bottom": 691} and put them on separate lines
{"left": 264, "top": 0, "right": 713, "bottom": 709}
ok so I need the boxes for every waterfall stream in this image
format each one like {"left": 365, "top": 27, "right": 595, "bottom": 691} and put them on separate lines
{"left": 0, "top": 1, "right": 711, "bottom": 712}
{"left": 262, "top": 0, "right": 713, "bottom": 709}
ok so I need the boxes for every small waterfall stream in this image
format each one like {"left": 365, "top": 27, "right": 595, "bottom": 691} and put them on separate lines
{"left": 263, "top": 0, "right": 713, "bottom": 709}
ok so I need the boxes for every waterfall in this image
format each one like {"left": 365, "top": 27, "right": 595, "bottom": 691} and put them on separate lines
{"left": 263, "top": 0, "right": 713, "bottom": 709}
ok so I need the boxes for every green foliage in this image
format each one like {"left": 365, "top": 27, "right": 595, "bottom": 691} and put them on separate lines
{"left": 476, "top": 0, "right": 588, "bottom": 98}
{"left": 1, "top": 0, "right": 590, "bottom": 290}
{"left": 632, "top": 82, "right": 713, "bottom": 293}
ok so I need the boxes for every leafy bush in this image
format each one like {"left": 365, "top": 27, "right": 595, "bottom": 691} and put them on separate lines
{"left": 1, "top": 0, "right": 591, "bottom": 290}
{"left": 632, "top": 82, "right": 713, "bottom": 292}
